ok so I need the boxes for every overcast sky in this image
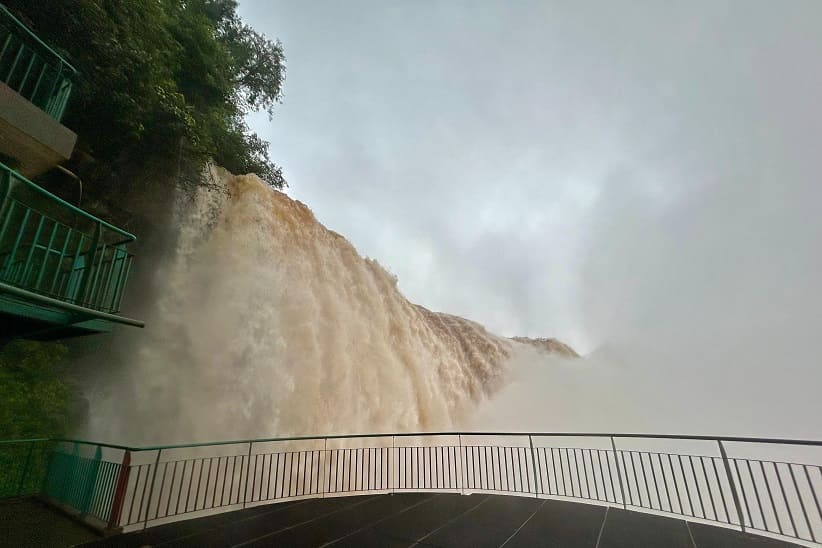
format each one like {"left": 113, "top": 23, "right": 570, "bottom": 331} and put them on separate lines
{"left": 237, "top": 0, "right": 822, "bottom": 368}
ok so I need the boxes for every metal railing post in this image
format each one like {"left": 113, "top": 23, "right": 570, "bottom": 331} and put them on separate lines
{"left": 611, "top": 436, "right": 627, "bottom": 509}
{"left": 76, "top": 223, "right": 101, "bottom": 305}
{"left": 40, "top": 441, "right": 56, "bottom": 496}
{"left": 390, "top": 435, "right": 395, "bottom": 495}
{"left": 16, "top": 441, "right": 34, "bottom": 496}
{"left": 243, "top": 442, "right": 252, "bottom": 508}
{"left": 718, "top": 440, "right": 746, "bottom": 532}
{"left": 459, "top": 434, "right": 466, "bottom": 495}
{"left": 321, "top": 438, "right": 327, "bottom": 498}
{"left": 320, "top": 438, "right": 331, "bottom": 498}
{"left": 79, "top": 445, "right": 102, "bottom": 515}
{"left": 106, "top": 450, "right": 131, "bottom": 532}
{"left": 528, "top": 435, "right": 542, "bottom": 498}
{"left": 143, "top": 449, "right": 162, "bottom": 530}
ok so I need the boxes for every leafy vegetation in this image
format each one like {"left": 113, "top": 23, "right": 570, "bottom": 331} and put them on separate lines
{"left": 0, "top": 1, "right": 286, "bottom": 441}
{"left": 4, "top": 0, "right": 286, "bottom": 188}
{"left": 0, "top": 341, "right": 75, "bottom": 438}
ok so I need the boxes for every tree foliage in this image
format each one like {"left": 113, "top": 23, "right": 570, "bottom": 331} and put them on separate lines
{"left": 0, "top": 341, "right": 74, "bottom": 438}
{"left": 5, "top": 0, "right": 286, "bottom": 187}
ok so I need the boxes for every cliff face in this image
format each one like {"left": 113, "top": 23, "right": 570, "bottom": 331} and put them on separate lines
{"left": 510, "top": 337, "right": 580, "bottom": 358}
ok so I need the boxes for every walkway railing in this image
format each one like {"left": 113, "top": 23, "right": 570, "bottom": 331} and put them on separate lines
{"left": 0, "top": 3, "right": 76, "bottom": 121}
{"left": 1, "top": 433, "right": 819, "bottom": 545}
{"left": 0, "top": 162, "right": 136, "bottom": 316}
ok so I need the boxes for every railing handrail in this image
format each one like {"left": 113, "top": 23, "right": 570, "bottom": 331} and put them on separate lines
{"left": 0, "top": 3, "right": 78, "bottom": 76}
{"left": 1, "top": 161, "right": 136, "bottom": 242}
{"left": 26, "top": 431, "right": 821, "bottom": 453}
{"left": 0, "top": 437, "right": 48, "bottom": 445}
{"left": 4, "top": 431, "right": 820, "bottom": 544}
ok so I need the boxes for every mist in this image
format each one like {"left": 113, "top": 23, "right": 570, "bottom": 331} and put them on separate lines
{"left": 473, "top": 165, "right": 822, "bottom": 438}
{"left": 239, "top": 0, "right": 822, "bottom": 439}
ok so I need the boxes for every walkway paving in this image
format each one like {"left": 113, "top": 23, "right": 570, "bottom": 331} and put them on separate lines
{"left": 78, "top": 493, "right": 799, "bottom": 548}
{"left": 0, "top": 498, "right": 98, "bottom": 548}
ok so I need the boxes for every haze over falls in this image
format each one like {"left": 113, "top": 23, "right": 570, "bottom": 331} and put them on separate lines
{"left": 86, "top": 168, "right": 575, "bottom": 444}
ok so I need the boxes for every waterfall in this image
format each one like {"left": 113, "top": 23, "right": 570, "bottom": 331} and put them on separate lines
{"left": 85, "top": 167, "right": 573, "bottom": 444}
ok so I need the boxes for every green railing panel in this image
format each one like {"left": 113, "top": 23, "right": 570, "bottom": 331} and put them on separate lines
{"left": 0, "top": 162, "right": 136, "bottom": 315}
{"left": 0, "top": 3, "right": 77, "bottom": 121}
{"left": 43, "top": 442, "right": 121, "bottom": 524}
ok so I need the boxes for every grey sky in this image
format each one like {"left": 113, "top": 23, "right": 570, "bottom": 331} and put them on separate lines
{"left": 237, "top": 0, "right": 822, "bottom": 389}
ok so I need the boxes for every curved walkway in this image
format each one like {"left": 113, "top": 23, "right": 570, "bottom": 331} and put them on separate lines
{"left": 80, "top": 493, "right": 798, "bottom": 548}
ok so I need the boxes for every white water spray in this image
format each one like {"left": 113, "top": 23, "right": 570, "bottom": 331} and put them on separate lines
{"left": 85, "top": 168, "right": 573, "bottom": 444}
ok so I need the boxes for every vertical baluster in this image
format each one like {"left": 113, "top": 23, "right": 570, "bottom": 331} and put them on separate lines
{"left": 33, "top": 220, "right": 58, "bottom": 290}
{"left": 143, "top": 450, "right": 161, "bottom": 529}
{"left": 612, "top": 438, "right": 627, "bottom": 508}
{"left": 106, "top": 450, "right": 131, "bottom": 531}
{"left": 0, "top": 34, "right": 13, "bottom": 63}
{"left": 788, "top": 464, "right": 814, "bottom": 542}
{"left": 528, "top": 436, "right": 541, "bottom": 497}
{"left": 18, "top": 50, "right": 36, "bottom": 94}
{"left": 19, "top": 214, "right": 44, "bottom": 285}
{"left": 718, "top": 441, "right": 746, "bottom": 532}
{"left": 744, "top": 460, "right": 765, "bottom": 528}
{"left": 690, "top": 455, "right": 706, "bottom": 518}
{"left": 48, "top": 227, "right": 71, "bottom": 294}
{"left": 85, "top": 240, "right": 107, "bottom": 308}
{"left": 6, "top": 207, "right": 30, "bottom": 278}
{"left": 5, "top": 41, "right": 25, "bottom": 83}
{"left": 802, "top": 465, "right": 821, "bottom": 530}
{"left": 242, "top": 443, "right": 252, "bottom": 508}
{"left": 29, "top": 62, "right": 47, "bottom": 102}
{"left": 112, "top": 255, "right": 133, "bottom": 311}
{"left": 0, "top": 200, "right": 18, "bottom": 252}
{"left": 596, "top": 450, "right": 608, "bottom": 502}
{"left": 700, "top": 456, "right": 718, "bottom": 521}
{"left": 732, "top": 458, "right": 753, "bottom": 527}
{"left": 774, "top": 462, "right": 799, "bottom": 538}
{"left": 710, "top": 457, "right": 730, "bottom": 523}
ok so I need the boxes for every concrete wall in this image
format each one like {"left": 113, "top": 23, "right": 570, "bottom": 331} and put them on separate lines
{"left": 0, "top": 82, "right": 76, "bottom": 177}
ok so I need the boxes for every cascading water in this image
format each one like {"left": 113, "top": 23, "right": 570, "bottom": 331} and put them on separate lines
{"left": 85, "top": 167, "right": 575, "bottom": 444}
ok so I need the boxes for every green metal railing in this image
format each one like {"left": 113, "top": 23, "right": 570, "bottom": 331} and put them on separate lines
{"left": 0, "top": 162, "right": 136, "bottom": 315}
{"left": 43, "top": 442, "right": 123, "bottom": 523}
{"left": 0, "top": 439, "right": 120, "bottom": 526}
{"left": 0, "top": 3, "right": 77, "bottom": 121}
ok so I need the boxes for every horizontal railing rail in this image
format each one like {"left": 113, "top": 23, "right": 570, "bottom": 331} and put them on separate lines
{"left": 0, "top": 162, "right": 136, "bottom": 315}
{"left": 1, "top": 433, "right": 819, "bottom": 545}
{"left": 0, "top": 3, "right": 77, "bottom": 121}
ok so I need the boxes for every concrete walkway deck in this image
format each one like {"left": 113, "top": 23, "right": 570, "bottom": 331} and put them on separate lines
{"left": 0, "top": 498, "right": 99, "bottom": 548}
{"left": 76, "top": 493, "right": 799, "bottom": 548}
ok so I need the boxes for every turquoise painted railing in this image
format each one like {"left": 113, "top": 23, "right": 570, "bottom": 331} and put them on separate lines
{"left": 0, "top": 3, "right": 77, "bottom": 121}
{"left": 0, "top": 162, "right": 136, "bottom": 315}
{"left": 0, "top": 439, "right": 122, "bottom": 527}
{"left": 43, "top": 443, "right": 123, "bottom": 524}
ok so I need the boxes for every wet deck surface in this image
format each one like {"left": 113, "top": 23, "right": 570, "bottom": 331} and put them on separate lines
{"left": 75, "top": 493, "right": 799, "bottom": 548}
{"left": 0, "top": 498, "right": 99, "bottom": 548}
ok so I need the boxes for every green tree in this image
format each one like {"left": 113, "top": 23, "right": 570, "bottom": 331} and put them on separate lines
{"left": 4, "top": 0, "right": 286, "bottom": 188}
{"left": 0, "top": 341, "right": 74, "bottom": 438}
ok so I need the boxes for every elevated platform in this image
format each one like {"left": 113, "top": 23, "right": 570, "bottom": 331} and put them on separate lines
{"left": 0, "top": 4, "right": 78, "bottom": 178}
{"left": 77, "top": 493, "right": 798, "bottom": 548}
{"left": 0, "top": 162, "right": 143, "bottom": 339}
{"left": 0, "top": 81, "right": 76, "bottom": 178}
